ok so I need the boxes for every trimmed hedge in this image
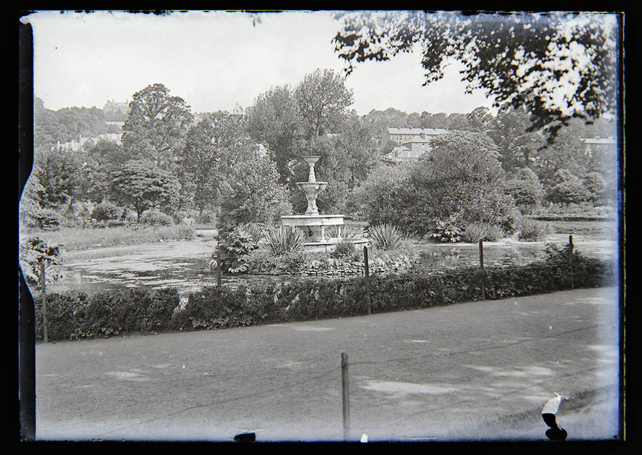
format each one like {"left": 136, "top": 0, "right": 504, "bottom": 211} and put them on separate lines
{"left": 35, "top": 288, "right": 181, "bottom": 341}
{"left": 33, "top": 256, "right": 614, "bottom": 342}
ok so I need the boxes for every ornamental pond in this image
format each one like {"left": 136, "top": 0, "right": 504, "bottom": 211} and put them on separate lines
{"left": 45, "top": 228, "right": 618, "bottom": 296}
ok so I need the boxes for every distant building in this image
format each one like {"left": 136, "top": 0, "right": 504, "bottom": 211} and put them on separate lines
{"left": 103, "top": 99, "right": 129, "bottom": 115}
{"left": 580, "top": 136, "right": 616, "bottom": 157}
{"left": 385, "top": 127, "right": 449, "bottom": 146}
{"left": 383, "top": 127, "right": 449, "bottom": 163}
{"left": 54, "top": 133, "right": 122, "bottom": 152}
{"left": 231, "top": 103, "right": 245, "bottom": 117}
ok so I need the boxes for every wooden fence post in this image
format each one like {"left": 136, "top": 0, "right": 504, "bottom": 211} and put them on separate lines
{"left": 216, "top": 234, "right": 222, "bottom": 288}
{"left": 363, "top": 246, "right": 371, "bottom": 315}
{"left": 568, "top": 234, "right": 574, "bottom": 289}
{"left": 39, "top": 261, "right": 48, "bottom": 343}
{"left": 341, "top": 352, "right": 350, "bottom": 440}
{"left": 479, "top": 240, "right": 485, "bottom": 301}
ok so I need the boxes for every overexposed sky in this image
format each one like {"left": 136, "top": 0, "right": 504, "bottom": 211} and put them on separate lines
{"left": 24, "top": 10, "right": 494, "bottom": 115}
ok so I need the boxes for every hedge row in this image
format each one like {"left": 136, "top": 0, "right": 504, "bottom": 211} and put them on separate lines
{"left": 527, "top": 215, "right": 615, "bottom": 222}
{"left": 33, "top": 257, "right": 614, "bottom": 342}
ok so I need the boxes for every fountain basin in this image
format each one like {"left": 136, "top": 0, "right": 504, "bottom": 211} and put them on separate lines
{"left": 281, "top": 214, "right": 343, "bottom": 242}
{"left": 281, "top": 214, "right": 366, "bottom": 251}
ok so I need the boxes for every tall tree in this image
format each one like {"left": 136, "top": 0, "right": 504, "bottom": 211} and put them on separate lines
{"left": 177, "top": 113, "right": 253, "bottom": 215}
{"left": 178, "top": 118, "right": 221, "bottom": 214}
{"left": 245, "top": 85, "right": 301, "bottom": 184}
{"left": 334, "top": 112, "right": 379, "bottom": 189}
{"left": 121, "top": 83, "right": 193, "bottom": 168}
{"left": 294, "top": 68, "right": 354, "bottom": 139}
{"left": 334, "top": 11, "right": 619, "bottom": 139}
{"left": 217, "top": 147, "right": 292, "bottom": 230}
{"left": 414, "top": 130, "right": 513, "bottom": 231}
{"left": 504, "top": 167, "right": 545, "bottom": 214}
{"left": 32, "top": 148, "right": 83, "bottom": 208}
{"left": 110, "top": 159, "right": 181, "bottom": 222}
{"left": 484, "top": 105, "right": 548, "bottom": 174}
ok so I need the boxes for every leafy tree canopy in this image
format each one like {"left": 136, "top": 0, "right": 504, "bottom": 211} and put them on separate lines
{"left": 121, "top": 83, "right": 193, "bottom": 168}
{"left": 294, "top": 68, "right": 354, "bottom": 139}
{"left": 333, "top": 11, "right": 619, "bottom": 140}
{"left": 245, "top": 84, "right": 301, "bottom": 184}
{"left": 110, "top": 159, "right": 181, "bottom": 221}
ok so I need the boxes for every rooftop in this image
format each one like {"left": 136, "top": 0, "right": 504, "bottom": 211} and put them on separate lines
{"left": 388, "top": 127, "right": 449, "bottom": 135}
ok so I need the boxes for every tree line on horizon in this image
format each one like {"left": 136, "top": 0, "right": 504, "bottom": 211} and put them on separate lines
{"left": 23, "top": 65, "right": 617, "bottom": 239}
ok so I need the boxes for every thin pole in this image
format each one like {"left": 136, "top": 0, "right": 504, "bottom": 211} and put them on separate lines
{"left": 363, "top": 246, "right": 371, "bottom": 314}
{"left": 479, "top": 240, "right": 485, "bottom": 301}
{"left": 39, "top": 261, "right": 47, "bottom": 343}
{"left": 341, "top": 352, "right": 350, "bottom": 440}
{"left": 216, "top": 234, "right": 222, "bottom": 288}
{"left": 569, "top": 234, "right": 574, "bottom": 289}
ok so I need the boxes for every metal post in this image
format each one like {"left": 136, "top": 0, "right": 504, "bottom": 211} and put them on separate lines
{"left": 216, "top": 233, "right": 222, "bottom": 288}
{"left": 39, "top": 261, "right": 48, "bottom": 343}
{"left": 341, "top": 352, "right": 350, "bottom": 440}
{"left": 363, "top": 246, "right": 371, "bottom": 314}
{"left": 569, "top": 234, "right": 574, "bottom": 289}
{"left": 479, "top": 240, "right": 485, "bottom": 301}
{"left": 217, "top": 249, "right": 222, "bottom": 288}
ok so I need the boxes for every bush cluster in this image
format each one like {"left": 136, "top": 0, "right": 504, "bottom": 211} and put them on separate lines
{"left": 517, "top": 218, "right": 551, "bottom": 241}
{"left": 34, "top": 250, "right": 614, "bottom": 342}
{"left": 428, "top": 216, "right": 464, "bottom": 243}
{"left": 35, "top": 288, "right": 181, "bottom": 341}
{"left": 91, "top": 201, "right": 123, "bottom": 223}
{"left": 140, "top": 209, "right": 174, "bottom": 226}
{"left": 461, "top": 222, "right": 505, "bottom": 243}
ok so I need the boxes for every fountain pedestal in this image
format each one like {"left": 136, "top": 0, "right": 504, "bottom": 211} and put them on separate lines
{"left": 280, "top": 156, "right": 354, "bottom": 252}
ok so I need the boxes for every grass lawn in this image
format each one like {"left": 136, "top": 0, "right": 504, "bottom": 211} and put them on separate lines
{"left": 21, "top": 224, "right": 197, "bottom": 252}
{"left": 533, "top": 218, "right": 614, "bottom": 238}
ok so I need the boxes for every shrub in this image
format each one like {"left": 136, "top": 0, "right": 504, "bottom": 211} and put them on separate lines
{"left": 367, "top": 223, "right": 407, "bottom": 250}
{"left": 196, "top": 210, "right": 217, "bottom": 225}
{"left": 243, "top": 248, "right": 309, "bottom": 275}
{"left": 326, "top": 224, "right": 364, "bottom": 240}
{"left": 546, "top": 170, "right": 591, "bottom": 205}
{"left": 31, "top": 208, "right": 63, "bottom": 231}
{"left": 428, "top": 216, "right": 464, "bottom": 243}
{"left": 140, "top": 209, "right": 174, "bottom": 226}
{"left": 331, "top": 241, "right": 358, "bottom": 259}
{"left": 174, "top": 209, "right": 199, "bottom": 225}
{"left": 264, "top": 227, "right": 305, "bottom": 256}
{"left": 461, "top": 222, "right": 505, "bottom": 243}
{"left": 34, "top": 288, "right": 181, "bottom": 341}
{"left": 35, "top": 251, "right": 613, "bottom": 341}
{"left": 91, "top": 201, "right": 123, "bottom": 223}
{"left": 216, "top": 225, "right": 261, "bottom": 273}
{"left": 505, "top": 168, "right": 544, "bottom": 214}
{"left": 19, "top": 236, "right": 63, "bottom": 291}
{"left": 175, "top": 224, "right": 196, "bottom": 240}
{"left": 517, "top": 218, "right": 551, "bottom": 241}
{"left": 244, "top": 222, "right": 269, "bottom": 244}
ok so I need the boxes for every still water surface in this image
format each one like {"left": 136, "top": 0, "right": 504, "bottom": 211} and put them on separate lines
{"left": 43, "top": 230, "right": 617, "bottom": 296}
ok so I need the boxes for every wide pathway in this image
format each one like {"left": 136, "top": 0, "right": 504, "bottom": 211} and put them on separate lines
{"left": 35, "top": 287, "right": 622, "bottom": 442}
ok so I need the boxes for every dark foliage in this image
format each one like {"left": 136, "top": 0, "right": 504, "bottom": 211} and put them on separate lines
{"left": 35, "top": 248, "right": 613, "bottom": 342}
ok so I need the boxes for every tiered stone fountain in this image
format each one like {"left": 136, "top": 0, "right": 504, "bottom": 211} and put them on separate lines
{"left": 281, "top": 156, "right": 365, "bottom": 252}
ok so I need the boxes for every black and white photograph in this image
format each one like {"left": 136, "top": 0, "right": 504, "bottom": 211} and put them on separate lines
{"left": 18, "top": 9, "right": 626, "bottom": 443}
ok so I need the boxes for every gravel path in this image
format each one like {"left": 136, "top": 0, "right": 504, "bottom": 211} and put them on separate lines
{"left": 35, "top": 286, "right": 621, "bottom": 442}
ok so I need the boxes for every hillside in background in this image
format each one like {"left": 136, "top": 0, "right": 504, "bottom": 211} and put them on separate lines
{"left": 34, "top": 98, "right": 125, "bottom": 150}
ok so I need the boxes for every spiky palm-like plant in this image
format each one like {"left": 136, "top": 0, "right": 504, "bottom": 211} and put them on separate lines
{"left": 366, "top": 223, "right": 407, "bottom": 250}
{"left": 265, "top": 227, "right": 305, "bottom": 256}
